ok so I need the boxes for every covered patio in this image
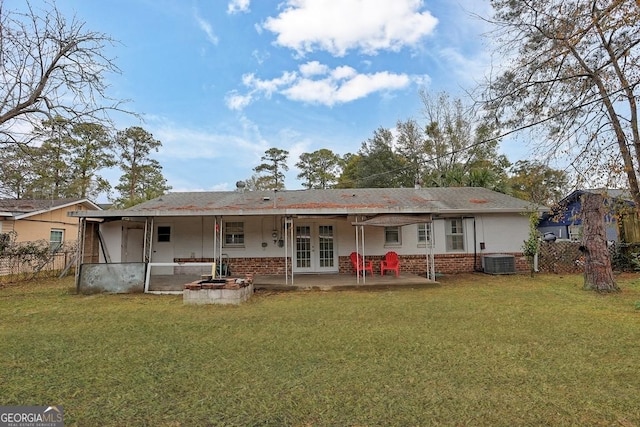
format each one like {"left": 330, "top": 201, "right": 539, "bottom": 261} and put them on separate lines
{"left": 254, "top": 272, "right": 438, "bottom": 291}
{"left": 147, "top": 272, "right": 437, "bottom": 293}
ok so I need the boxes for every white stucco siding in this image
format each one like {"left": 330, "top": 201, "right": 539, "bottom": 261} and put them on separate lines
{"left": 334, "top": 219, "right": 355, "bottom": 251}
{"left": 219, "top": 216, "right": 280, "bottom": 258}
{"left": 475, "top": 214, "right": 529, "bottom": 253}
{"left": 386, "top": 215, "right": 528, "bottom": 256}
{"left": 100, "top": 212, "right": 529, "bottom": 264}
{"left": 164, "top": 216, "right": 344, "bottom": 259}
{"left": 170, "top": 217, "right": 208, "bottom": 259}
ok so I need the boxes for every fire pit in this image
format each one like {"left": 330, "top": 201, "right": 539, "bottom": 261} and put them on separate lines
{"left": 183, "top": 275, "right": 254, "bottom": 305}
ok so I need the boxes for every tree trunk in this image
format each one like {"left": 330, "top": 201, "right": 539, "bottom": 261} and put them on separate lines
{"left": 581, "top": 192, "right": 619, "bottom": 292}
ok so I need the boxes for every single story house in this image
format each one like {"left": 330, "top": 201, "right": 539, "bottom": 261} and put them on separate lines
{"left": 70, "top": 187, "right": 539, "bottom": 292}
{"left": 0, "top": 198, "right": 101, "bottom": 250}
{"left": 538, "top": 189, "right": 639, "bottom": 243}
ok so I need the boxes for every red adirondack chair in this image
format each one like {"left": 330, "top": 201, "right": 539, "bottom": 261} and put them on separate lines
{"left": 350, "top": 252, "right": 374, "bottom": 276}
{"left": 380, "top": 251, "right": 400, "bottom": 277}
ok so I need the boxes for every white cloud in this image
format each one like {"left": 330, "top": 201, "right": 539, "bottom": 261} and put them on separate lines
{"left": 332, "top": 72, "right": 410, "bottom": 103}
{"left": 421, "top": 0, "right": 497, "bottom": 88}
{"left": 227, "top": 0, "right": 251, "bottom": 14}
{"left": 225, "top": 91, "right": 254, "bottom": 110}
{"left": 285, "top": 71, "right": 415, "bottom": 106}
{"left": 194, "top": 11, "right": 218, "bottom": 45}
{"left": 330, "top": 65, "right": 357, "bottom": 80}
{"left": 282, "top": 78, "right": 338, "bottom": 105}
{"left": 251, "top": 49, "right": 270, "bottom": 65}
{"left": 242, "top": 72, "right": 297, "bottom": 97}
{"left": 142, "top": 118, "right": 269, "bottom": 193}
{"left": 151, "top": 121, "right": 265, "bottom": 161}
{"left": 262, "top": 0, "right": 438, "bottom": 57}
{"left": 438, "top": 47, "right": 491, "bottom": 86}
{"left": 299, "top": 61, "right": 329, "bottom": 77}
{"left": 227, "top": 62, "right": 425, "bottom": 108}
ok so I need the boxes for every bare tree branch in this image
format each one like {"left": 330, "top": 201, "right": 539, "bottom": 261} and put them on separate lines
{"left": 0, "top": 1, "right": 135, "bottom": 145}
{"left": 479, "top": 0, "right": 640, "bottom": 208}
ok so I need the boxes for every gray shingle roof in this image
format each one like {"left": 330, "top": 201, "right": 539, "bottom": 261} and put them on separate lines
{"left": 0, "top": 198, "right": 97, "bottom": 217}
{"left": 69, "top": 187, "right": 539, "bottom": 218}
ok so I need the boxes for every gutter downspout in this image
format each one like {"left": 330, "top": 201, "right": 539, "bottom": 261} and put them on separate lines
{"left": 473, "top": 217, "right": 479, "bottom": 272}
{"left": 463, "top": 216, "right": 481, "bottom": 272}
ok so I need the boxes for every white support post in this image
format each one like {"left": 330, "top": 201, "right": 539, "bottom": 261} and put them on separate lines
{"left": 285, "top": 217, "right": 295, "bottom": 285}
{"left": 212, "top": 216, "right": 218, "bottom": 278}
{"left": 355, "top": 216, "right": 360, "bottom": 284}
{"left": 361, "top": 223, "right": 366, "bottom": 284}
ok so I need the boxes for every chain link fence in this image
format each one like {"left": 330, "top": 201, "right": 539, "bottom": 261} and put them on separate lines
{"left": 0, "top": 234, "right": 77, "bottom": 283}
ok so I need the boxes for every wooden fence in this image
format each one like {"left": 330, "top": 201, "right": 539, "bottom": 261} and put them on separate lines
{"left": 537, "top": 241, "right": 583, "bottom": 273}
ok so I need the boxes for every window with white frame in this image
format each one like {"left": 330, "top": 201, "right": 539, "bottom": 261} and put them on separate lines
{"left": 417, "top": 223, "right": 432, "bottom": 245}
{"left": 445, "top": 218, "right": 464, "bottom": 251}
{"left": 224, "top": 221, "right": 245, "bottom": 246}
{"left": 50, "top": 229, "right": 64, "bottom": 251}
{"left": 384, "top": 226, "right": 401, "bottom": 245}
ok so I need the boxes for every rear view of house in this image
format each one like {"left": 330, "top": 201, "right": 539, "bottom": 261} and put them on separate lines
{"left": 70, "top": 187, "right": 539, "bottom": 293}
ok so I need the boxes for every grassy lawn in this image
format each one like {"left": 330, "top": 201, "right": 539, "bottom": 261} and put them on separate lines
{"left": 1, "top": 273, "right": 639, "bottom": 426}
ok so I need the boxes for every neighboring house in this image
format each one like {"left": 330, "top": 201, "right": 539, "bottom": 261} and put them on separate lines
{"left": 70, "top": 187, "right": 539, "bottom": 291}
{"left": 538, "top": 189, "right": 639, "bottom": 243}
{"left": 0, "top": 198, "right": 102, "bottom": 249}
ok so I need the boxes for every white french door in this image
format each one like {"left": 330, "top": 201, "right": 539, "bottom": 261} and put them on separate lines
{"left": 294, "top": 223, "right": 337, "bottom": 273}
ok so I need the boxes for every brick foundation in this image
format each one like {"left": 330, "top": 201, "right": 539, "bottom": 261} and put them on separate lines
{"left": 176, "top": 253, "right": 528, "bottom": 276}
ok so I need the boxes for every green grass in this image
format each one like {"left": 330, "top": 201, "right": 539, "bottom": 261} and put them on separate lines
{"left": 1, "top": 273, "right": 640, "bottom": 426}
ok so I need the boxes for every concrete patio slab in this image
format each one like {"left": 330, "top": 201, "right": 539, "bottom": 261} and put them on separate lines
{"left": 147, "top": 272, "right": 437, "bottom": 293}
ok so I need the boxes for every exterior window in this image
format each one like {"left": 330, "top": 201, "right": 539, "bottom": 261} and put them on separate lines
{"left": 417, "top": 223, "right": 431, "bottom": 244}
{"left": 224, "top": 221, "right": 244, "bottom": 246}
{"left": 384, "top": 226, "right": 401, "bottom": 245}
{"left": 157, "top": 226, "right": 171, "bottom": 242}
{"left": 569, "top": 225, "right": 582, "bottom": 241}
{"left": 50, "top": 229, "right": 64, "bottom": 251}
{"left": 445, "top": 219, "right": 464, "bottom": 251}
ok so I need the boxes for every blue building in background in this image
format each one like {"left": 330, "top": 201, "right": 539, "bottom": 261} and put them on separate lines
{"left": 538, "top": 189, "right": 635, "bottom": 243}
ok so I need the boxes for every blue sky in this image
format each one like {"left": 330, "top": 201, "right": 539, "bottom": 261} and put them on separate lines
{"left": 49, "top": 0, "right": 525, "bottom": 196}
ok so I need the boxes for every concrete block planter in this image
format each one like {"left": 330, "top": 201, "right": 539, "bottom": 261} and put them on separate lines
{"left": 183, "top": 278, "right": 253, "bottom": 305}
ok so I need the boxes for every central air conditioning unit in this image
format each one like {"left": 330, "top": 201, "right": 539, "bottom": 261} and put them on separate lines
{"left": 483, "top": 254, "right": 516, "bottom": 275}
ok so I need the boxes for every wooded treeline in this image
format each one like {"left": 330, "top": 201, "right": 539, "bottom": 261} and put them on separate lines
{"left": 246, "top": 91, "right": 569, "bottom": 207}
{"left": 0, "top": 120, "right": 170, "bottom": 209}
{"left": 2, "top": 0, "right": 637, "bottom": 291}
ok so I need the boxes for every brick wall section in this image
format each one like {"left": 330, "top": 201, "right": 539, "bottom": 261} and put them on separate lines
{"left": 176, "top": 253, "right": 528, "bottom": 276}
{"left": 229, "top": 257, "right": 291, "bottom": 275}
{"left": 174, "top": 257, "right": 290, "bottom": 276}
